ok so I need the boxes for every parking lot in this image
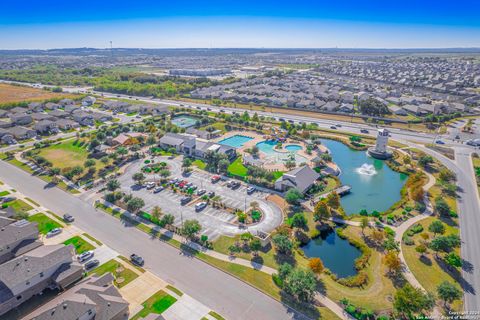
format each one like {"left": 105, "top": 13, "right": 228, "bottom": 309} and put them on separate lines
{"left": 117, "top": 156, "right": 283, "bottom": 240}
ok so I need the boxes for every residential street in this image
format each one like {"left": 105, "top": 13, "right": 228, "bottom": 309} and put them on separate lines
{"left": 0, "top": 160, "right": 305, "bottom": 320}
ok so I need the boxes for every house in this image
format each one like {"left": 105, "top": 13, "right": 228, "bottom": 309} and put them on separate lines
{"left": 389, "top": 105, "right": 408, "bottom": 116}
{"left": 139, "top": 104, "right": 169, "bottom": 115}
{"left": 35, "top": 120, "right": 59, "bottom": 134}
{"left": 185, "top": 128, "right": 213, "bottom": 140}
{"left": 91, "top": 112, "right": 113, "bottom": 122}
{"left": 7, "top": 127, "right": 37, "bottom": 140}
{"left": 159, "top": 133, "right": 197, "bottom": 156}
{"left": 0, "top": 218, "right": 42, "bottom": 264}
{"left": 10, "top": 107, "right": 28, "bottom": 114}
{"left": 44, "top": 102, "right": 61, "bottom": 110}
{"left": 338, "top": 103, "right": 354, "bottom": 113}
{"left": 72, "top": 112, "right": 94, "bottom": 126}
{"left": 31, "top": 113, "right": 56, "bottom": 122}
{"left": 274, "top": 165, "right": 320, "bottom": 194}
{"left": 9, "top": 114, "right": 33, "bottom": 125}
{"left": 64, "top": 105, "right": 80, "bottom": 113}
{"left": 110, "top": 132, "right": 147, "bottom": 146}
{"left": 0, "top": 129, "right": 16, "bottom": 145}
{"left": 0, "top": 120, "right": 12, "bottom": 129}
{"left": 0, "top": 244, "right": 84, "bottom": 316}
{"left": 21, "top": 273, "right": 129, "bottom": 320}
{"left": 59, "top": 98, "right": 74, "bottom": 106}
{"left": 55, "top": 119, "right": 80, "bottom": 131}
{"left": 27, "top": 102, "right": 44, "bottom": 113}
{"left": 81, "top": 96, "right": 96, "bottom": 106}
{"left": 0, "top": 110, "right": 7, "bottom": 118}
{"left": 48, "top": 110, "right": 69, "bottom": 118}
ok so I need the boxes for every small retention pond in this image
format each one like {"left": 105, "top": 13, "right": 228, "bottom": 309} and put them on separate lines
{"left": 320, "top": 139, "right": 408, "bottom": 215}
{"left": 301, "top": 227, "right": 361, "bottom": 278}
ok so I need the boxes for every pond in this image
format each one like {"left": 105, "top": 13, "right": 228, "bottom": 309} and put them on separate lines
{"left": 321, "top": 139, "right": 408, "bottom": 215}
{"left": 256, "top": 140, "right": 308, "bottom": 164}
{"left": 171, "top": 115, "right": 199, "bottom": 128}
{"left": 301, "top": 227, "right": 361, "bottom": 278}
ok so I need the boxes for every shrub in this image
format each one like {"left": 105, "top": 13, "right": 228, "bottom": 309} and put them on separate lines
{"left": 403, "top": 236, "right": 415, "bottom": 246}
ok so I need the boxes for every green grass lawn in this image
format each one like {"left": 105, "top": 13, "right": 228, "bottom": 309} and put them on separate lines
{"left": 4, "top": 199, "right": 34, "bottom": 212}
{"left": 402, "top": 217, "right": 463, "bottom": 312}
{"left": 0, "top": 190, "right": 10, "bottom": 196}
{"left": 92, "top": 259, "right": 138, "bottom": 288}
{"left": 208, "top": 311, "right": 226, "bottom": 320}
{"left": 27, "top": 213, "right": 62, "bottom": 234}
{"left": 63, "top": 236, "right": 95, "bottom": 254}
{"left": 192, "top": 159, "right": 206, "bottom": 170}
{"left": 132, "top": 290, "right": 177, "bottom": 319}
{"left": 227, "top": 157, "right": 248, "bottom": 177}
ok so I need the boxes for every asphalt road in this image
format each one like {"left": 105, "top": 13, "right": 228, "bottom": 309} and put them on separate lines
{"left": 0, "top": 160, "right": 304, "bottom": 320}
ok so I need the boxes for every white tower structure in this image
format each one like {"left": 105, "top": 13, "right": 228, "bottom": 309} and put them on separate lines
{"left": 375, "top": 128, "right": 389, "bottom": 154}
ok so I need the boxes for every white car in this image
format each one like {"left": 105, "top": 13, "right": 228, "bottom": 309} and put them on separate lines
{"left": 77, "top": 251, "right": 94, "bottom": 262}
{"left": 153, "top": 186, "right": 164, "bottom": 193}
{"left": 46, "top": 228, "right": 62, "bottom": 238}
{"left": 195, "top": 202, "right": 207, "bottom": 212}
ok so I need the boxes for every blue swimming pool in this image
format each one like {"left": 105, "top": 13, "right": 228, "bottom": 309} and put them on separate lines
{"left": 256, "top": 141, "right": 307, "bottom": 164}
{"left": 219, "top": 135, "right": 253, "bottom": 148}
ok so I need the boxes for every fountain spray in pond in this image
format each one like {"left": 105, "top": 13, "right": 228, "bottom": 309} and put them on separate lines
{"left": 356, "top": 163, "right": 377, "bottom": 176}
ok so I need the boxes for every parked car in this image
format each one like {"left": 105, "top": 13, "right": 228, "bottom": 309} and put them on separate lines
{"left": 153, "top": 186, "right": 164, "bottom": 193}
{"left": 77, "top": 250, "right": 94, "bottom": 262}
{"left": 247, "top": 186, "right": 256, "bottom": 194}
{"left": 0, "top": 196, "right": 16, "bottom": 203}
{"left": 197, "top": 189, "right": 206, "bottom": 196}
{"left": 146, "top": 182, "right": 155, "bottom": 190}
{"left": 231, "top": 181, "right": 241, "bottom": 189}
{"left": 180, "top": 196, "right": 192, "bottom": 205}
{"left": 46, "top": 228, "right": 62, "bottom": 238}
{"left": 211, "top": 175, "right": 221, "bottom": 183}
{"left": 360, "top": 129, "right": 369, "bottom": 134}
{"left": 226, "top": 180, "right": 234, "bottom": 188}
{"left": 330, "top": 126, "right": 337, "bottom": 130}
{"left": 207, "top": 191, "right": 215, "bottom": 198}
{"left": 84, "top": 259, "right": 100, "bottom": 270}
{"left": 63, "top": 214, "right": 74, "bottom": 222}
{"left": 336, "top": 124, "right": 342, "bottom": 127}
{"left": 130, "top": 253, "right": 144, "bottom": 266}
{"left": 195, "top": 202, "right": 208, "bottom": 212}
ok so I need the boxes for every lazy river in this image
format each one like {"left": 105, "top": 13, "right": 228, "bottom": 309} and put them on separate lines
{"left": 320, "top": 139, "right": 407, "bottom": 215}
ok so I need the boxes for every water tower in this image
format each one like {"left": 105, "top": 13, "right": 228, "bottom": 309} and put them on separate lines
{"left": 368, "top": 128, "right": 392, "bottom": 159}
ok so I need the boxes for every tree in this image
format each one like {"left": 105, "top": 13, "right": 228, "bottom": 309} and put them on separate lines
{"left": 415, "top": 244, "right": 427, "bottom": 257}
{"left": 182, "top": 219, "right": 202, "bottom": 239}
{"left": 132, "top": 172, "right": 146, "bottom": 185}
{"left": 182, "top": 157, "right": 193, "bottom": 168}
{"left": 272, "top": 234, "right": 293, "bottom": 255}
{"left": 159, "top": 169, "right": 170, "bottom": 179}
{"left": 126, "top": 197, "right": 145, "bottom": 214}
{"left": 430, "top": 234, "right": 460, "bottom": 257}
{"left": 326, "top": 192, "right": 340, "bottom": 209}
{"left": 278, "top": 263, "right": 293, "bottom": 281}
{"left": 285, "top": 188, "right": 303, "bottom": 205}
{"left": 308, "top": 257, "right": 324, "bottom": 274}
{"left": 218, "top": 159, "right": 230, "bottom": 174}
{"left": 161, "top": 214, "right": 175, "bottom": 227}
{"left": 290, "top": 213, "right": 307, "bottom": 229}
{"left": 313, "top": 201, "right": 330, "bottom": 222}
{"left": 444, "top": 252, "right": 462, "bottom": 269}
{"left": 360, "top": 217, "right": 369, "bottom": 235}
{"left": 283, "top": 268, "right": 317, "bottom": 302}
{"left": 250, "top": 239, "right": 262, "bottom": 256}
{"left": 371, "top": 229, "right": 385, "bottom": 246}
{"left": 439, "top": 168, "right": 455, "bottom": 182}
{"left": 394, "top": 284, "right": 435, "bottom": 317}
{"left": 410, "top": 187, "right": 425, "bottom": 202}
{"left": 151, "top": 206, "right": 162, "bottom": 222}
{"left": 418, "top": 155, "right": 434, "bottom": 168}
{"left": 383, "top": 251, "right": 402, "bottom": 275}
{"left": 437, "top": 281, "right": 462, "bottom": 308}
{"left": 84, "top": 159, "right": 96, "bottom": 167}
{"left": 250, "top": 201, "right": 259, "bottom": 211}
{"left": 358, "top": 97, "right": 390, "bottom": 116}
{"left": 106, "top": 179, "right": 120, "bottom": 192}
{"left": 435, "top": 197, "right": 450, "bottom": 216}
{"left": 428, "top": 220, "right": 445, "bottom": 237}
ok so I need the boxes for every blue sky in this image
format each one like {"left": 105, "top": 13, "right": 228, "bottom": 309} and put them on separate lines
{"left": 1, "top": 0, "right": 479, "bottom": 49}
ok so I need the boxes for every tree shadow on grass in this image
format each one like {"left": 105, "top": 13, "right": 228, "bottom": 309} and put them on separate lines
{"left": 419, "top": 255, "right": 433, "bottom": 266}
{"left": 280, "top": 291, "right": 321, "bottom": 320}
{"left": 436, "top": 256, "right": 475, "bottom": 295}
{"left": 275, "top": 253, "right": 297, "bottom": 267}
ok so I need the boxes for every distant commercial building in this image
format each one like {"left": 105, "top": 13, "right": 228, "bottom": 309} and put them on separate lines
{"left": 169, "top": 69, "right": 231, "bottom": 77}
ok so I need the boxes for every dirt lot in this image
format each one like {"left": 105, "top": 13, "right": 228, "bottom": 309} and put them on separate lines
{"left": 0, "top": 83, "right": 73, "bottom": 105}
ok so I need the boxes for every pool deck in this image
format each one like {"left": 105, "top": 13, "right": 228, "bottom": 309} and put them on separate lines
{"left": 215, "top": 130, "right": 327, "bottom": 171}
